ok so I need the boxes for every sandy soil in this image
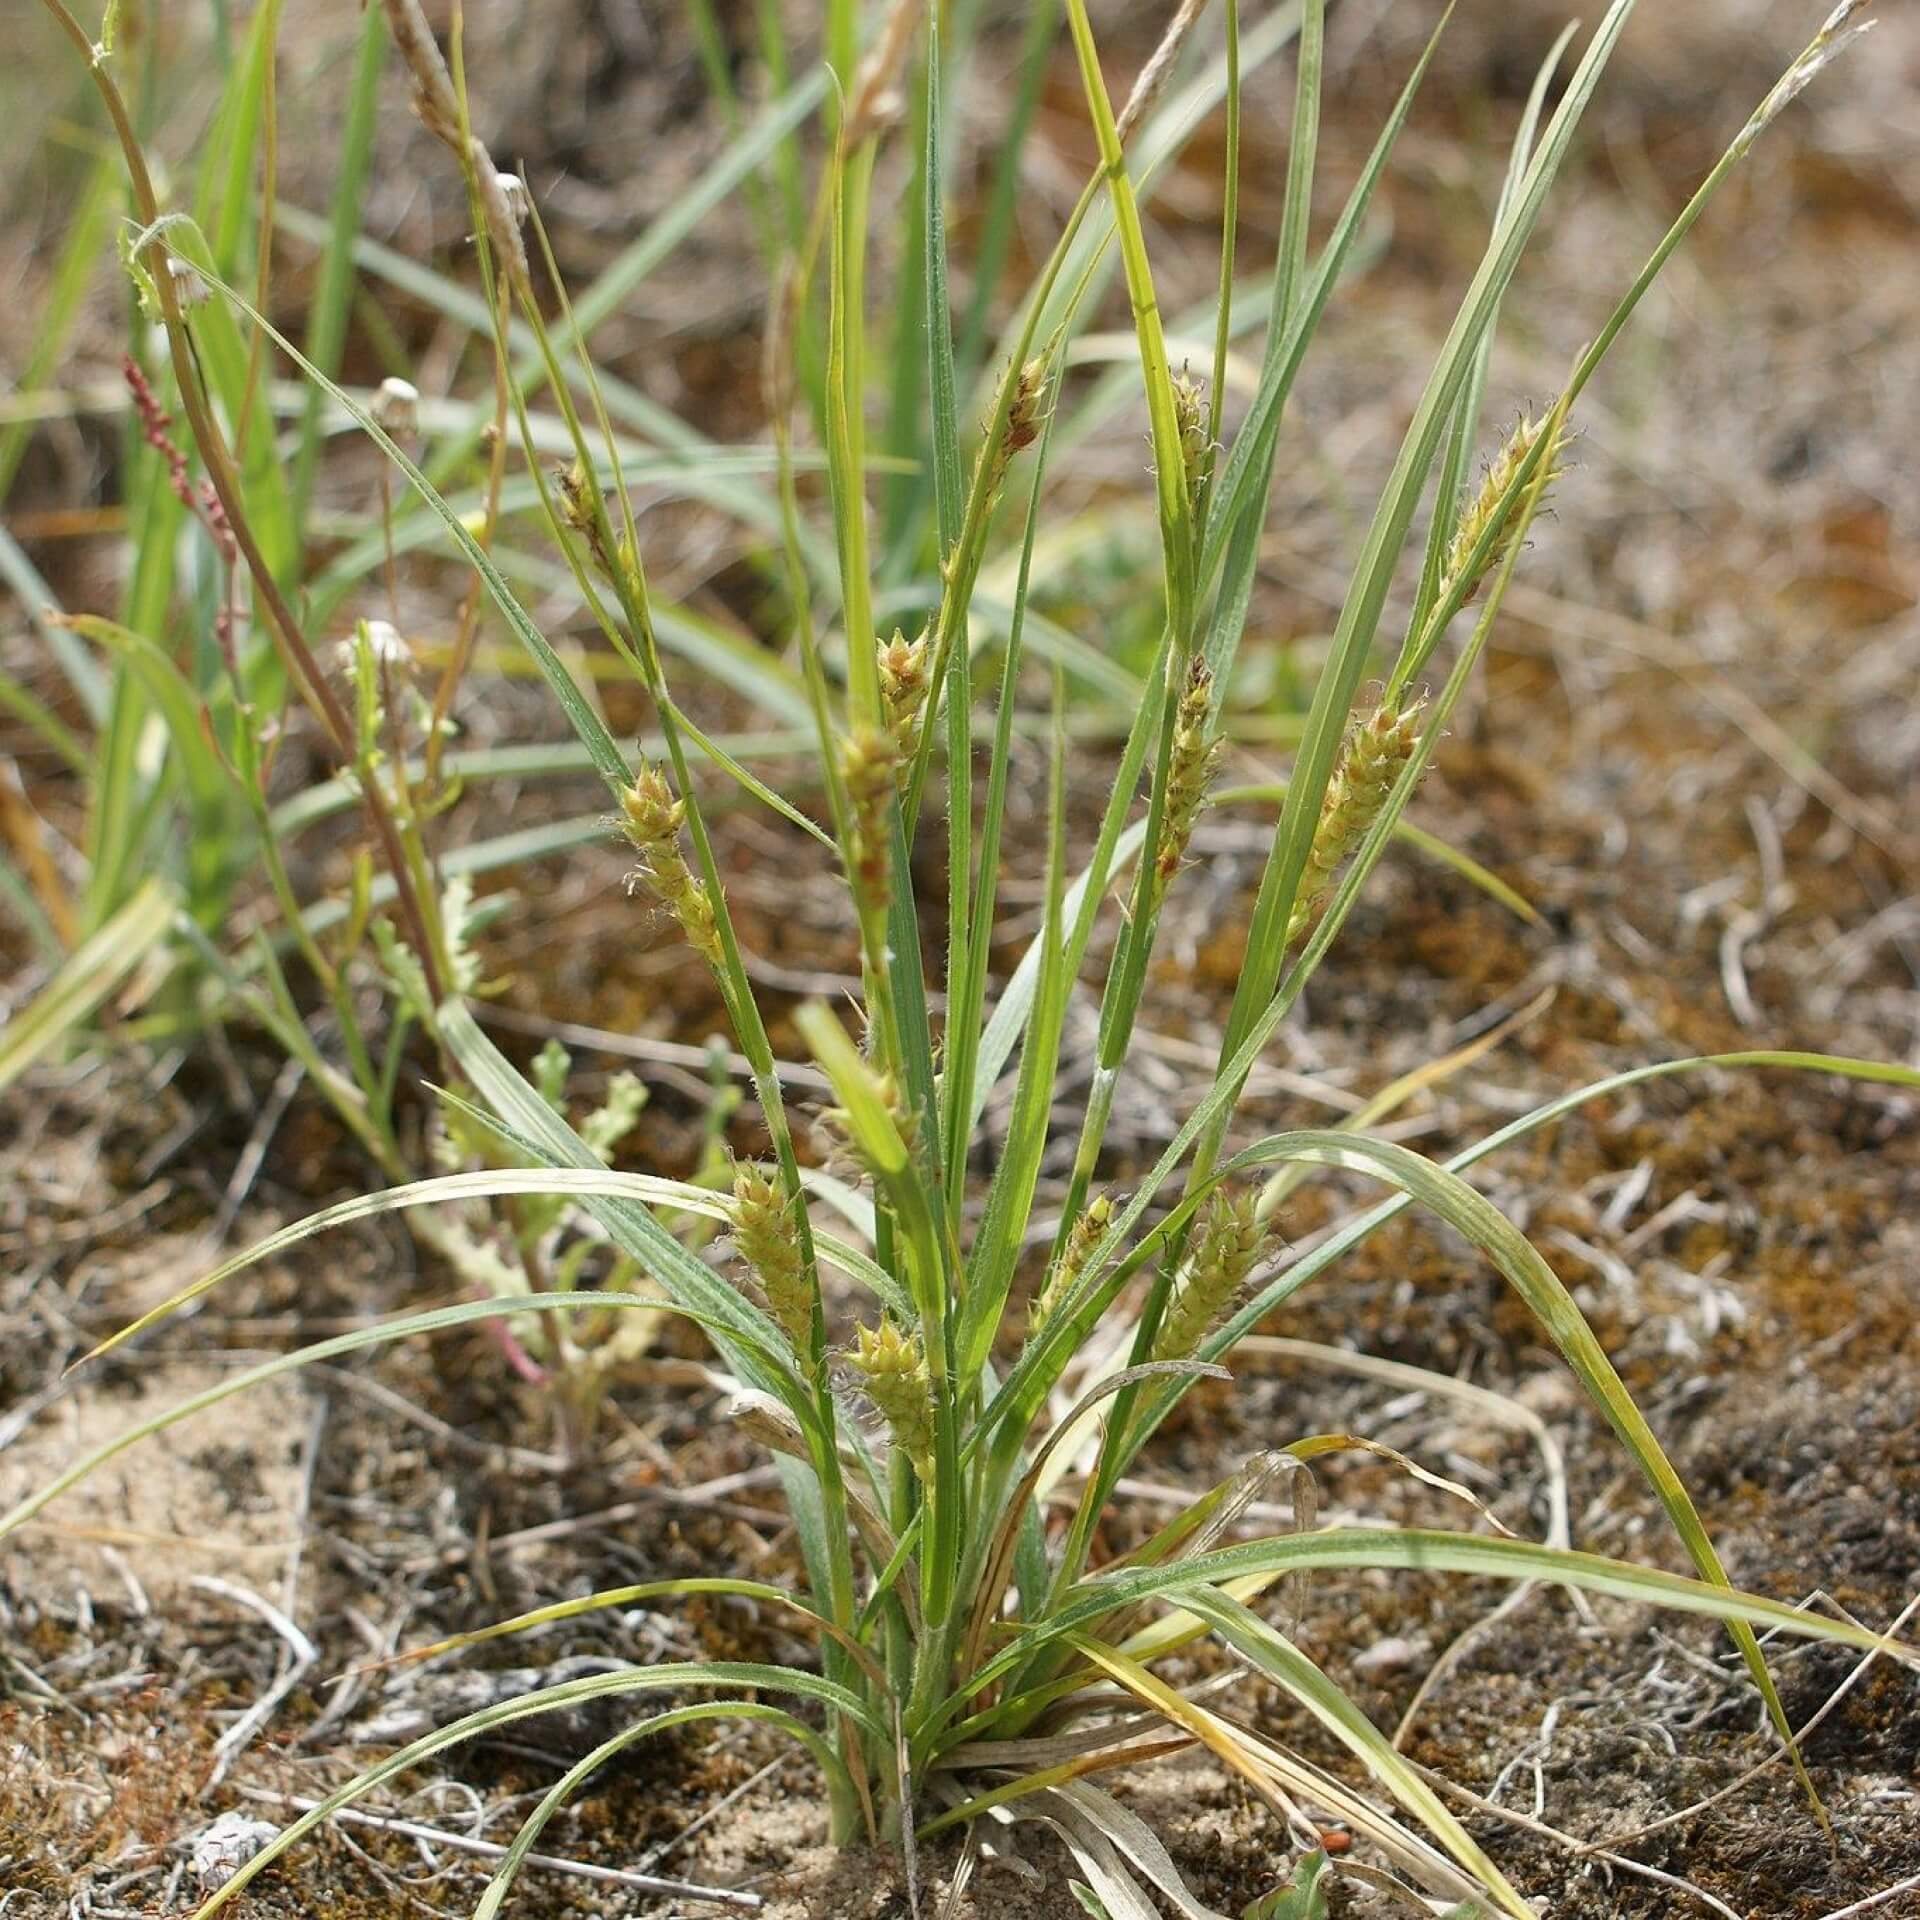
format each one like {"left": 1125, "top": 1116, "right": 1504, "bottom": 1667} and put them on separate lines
{"left": 3, "top": 3, "right": 1917, "bottom": 1917}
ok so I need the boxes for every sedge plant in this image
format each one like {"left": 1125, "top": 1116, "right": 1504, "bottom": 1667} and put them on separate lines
{"left": 7, "top": 1, "right": 1913, "bottom": 1915}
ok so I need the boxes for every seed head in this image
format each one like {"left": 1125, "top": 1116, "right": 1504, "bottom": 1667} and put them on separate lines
{"left": 843, "top": 724, "right": 901, "bottom": 810}
{"left": 1171, "top": 365, "right": 1214, "bottom": 510}
{"left": 844, "top": 0, "right": 919, "bottom": 144}
{"left": 731, "top": 1161, "right": 815, "bottom": 1371}
{"left": 982, "top": 355, "right": 1051, "bottom": 502}
{"left": 1117, "top": 0, "right": 1210, "bottom": 142}
{"left": 1004, "top": 357, "right": 1048, "bottom": 455}
{"left": 1029, "top": 1192, "right": 1113, "bottom": 1341}
{"left": 556, "top": 456, "right": 642, "bottom": 598}
{"left": 335, "top": 617, "right": 415, "bottom": 680}
{"left": 1442, "top": 412, "right": 1566, "bottom": 606}
{"left": 841, "top": 725, "right": 901, "bottom": 906}
{"left": 817, "top": 1066, "right": 919, "bottom": 1174}
{"left": 1288, "top": 697, "right": 1426, "bottom": 945}
{"left": 557, "top": 459, "right": 616, "bottom": 579}
{"left": 1156, "top": 656, "right": 1219, "bottom": 889}
{"left": 621, "top": 765, "right": 685, "bottom": 853}
{"left": 1153, "top": 1184, "right": 1269, "bottom": 1362}
{"left": 620, "top": 762, "right": 723, "bottom": 964}
{"left": 494, "top": 172, "right": 531, "bottom": 227}
{"left": 362, "top": 618, "right": 413, "bottom": 669}
{"left": 123, "top": 355, "right": 195, "bottom": 521}
{"left": 473, "top": 169, "right": 533, "bottom": 280}
{"left": 380, "top": 0, "right": 529, "bottom": 282}
{"left": 1737, "top": 2, "right": 1876, "bottom": 159}
{"left": 848, "top": 1318, "right": 935, "bottom": 1475}
{"left": 878, "top": 627, "right": 932, "bottom": 758}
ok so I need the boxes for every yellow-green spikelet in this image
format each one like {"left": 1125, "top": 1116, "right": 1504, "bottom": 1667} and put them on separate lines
{"left": 1170, "top": 365, "right": 1213, "bottom": 510}
{"left": 877, "top": 627, "right": 932, "bottom": 758}
{"left": 1156, "top": 658, "right": 1219, "bottom": 889}
{"left": 817, "top": 1062, "right": 920, "bottom": 1181}
{"left": 840, "top": 724, "right": 902, "bottom": 906}
{"left": 849, "top": 1319, "right": 935, "bottom": 1476}
{"left": 1441, "top": 412, "right": 1567, "bottom": 605}
{"left": 1029, "top": 1193, "right": 1114, "bottom": 1340}
{"left": 621, "top": 764, "right": 723, "bottom": 963}
{"left": 1153, "top": 1186, "right": 1269, "bottom": 1362}
{"left": 1287, "top": 699, "right": 1425, "bottom": 944}
{"left": 730, "top": 1161, "right": 814, "bottom": 1372}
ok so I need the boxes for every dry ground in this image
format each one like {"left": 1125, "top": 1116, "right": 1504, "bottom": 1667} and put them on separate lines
{"left": 3, "top": 3, "right": 1918, "bottom": 1918}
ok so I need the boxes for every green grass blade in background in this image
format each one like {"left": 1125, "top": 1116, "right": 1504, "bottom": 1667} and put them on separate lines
{"left": 880, "top": 46, "right": 933, "bottom": 569}
{"left": 1006, "top": 4, "right": 1305, "bottom": 407}
{"left": 406, "top": 67, "right": 828, "bottom": 494}
{"left": 960, "top": 670, "right": 1071, "bottom": 1375}
{"left": 923, "top": 41, "right": 965, "bottom": 563}
{"left": 0, "top": 666, "right": 88, "bottom": 775}
{"left": 564, "top": 72, "right": 829, "bottom": 357}
{"left": 1200, "top": 2, "right": 1421, "bottom": 644}
{"left": 942, "top": 372, "right": 1062, "bottom": 1203}
{"left": 0, "top": 522, "right": 106, "bottom": 724}
{"left": 0, "top": 878, "right": 174, "bottom": 1095}
{"left": 0, "top": 146, "right": 118, "bottom": 508}
{"left": 58, "top": 614, "right": 243, "bottom": 922}
{"left": 1270, "top": 0, "right": 1324, "bottom": 339}
{"left": 189, "top": 256, "right": 632, "bottom": 791}
{"left": 924, "top": 22, "right": 975, "bottom": 1194}
{"left": 1407, "top": 25, "right": 1574, "bottom": 654}
{"left": 291, "top": 0, "right": 385, "bottom": 529}
{"left": 1061, "top": 0, "right": 1195, "bottom": 638}
{"left": 195, "top": 0, "right": 280, "bottom": 277}
{"left": 955, "top": 0, "right": 1062, "bottom": 383}
{"left": 269, "top": 210, "right": 797, "bottom": 553}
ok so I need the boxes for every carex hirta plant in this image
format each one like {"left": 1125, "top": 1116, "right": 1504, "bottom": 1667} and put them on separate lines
{"left": 9, "top": 1, "right": 1913, "bottom": 1914}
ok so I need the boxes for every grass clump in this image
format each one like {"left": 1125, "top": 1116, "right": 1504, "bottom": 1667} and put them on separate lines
{"left": 5, "top": 1, "right": 1912, "bottom": 1915}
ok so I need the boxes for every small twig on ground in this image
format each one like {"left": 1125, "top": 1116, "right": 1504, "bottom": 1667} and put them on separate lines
{"left": 1598, "top": 1591, "right": 1920, "bottom": 1852}
{"left": 640, "top": 1750, "right": 795, "bottom": 1871}
{"left": 478, "top": 1004, "right": 832, "bottom": 1093}
{"left": 229, "top": 1787, "right": 763, "bottom": 1908}
{"left": 306, "top": 1362, "right": 567, "bottom": 1473}
{"left": 395, "top": 1468, "right": 786, "bottom": 1573}
{"left": 190, "top": 1575, "right": 318, "bottom": 1787}
{"left": 281, "top": 1393, "right": 327, "bottom": 1619}
{"left": 209, "top": 1055, "right": 305, "bottom": 1244}
{"left": 1816, "top": 1870, "right": 1920, "bottom": 1920}
{"left": 1414, "top": 1762, "right": 1742, "bottom": 1920}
